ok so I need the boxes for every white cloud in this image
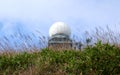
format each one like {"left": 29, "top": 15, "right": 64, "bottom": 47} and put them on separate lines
{"left": 0, "top": 0, "right": 120, "bottom": 36}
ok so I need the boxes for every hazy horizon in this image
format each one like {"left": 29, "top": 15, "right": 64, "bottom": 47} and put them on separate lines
{"left": 0, "top": 0, "right": 120, "bottom": 37}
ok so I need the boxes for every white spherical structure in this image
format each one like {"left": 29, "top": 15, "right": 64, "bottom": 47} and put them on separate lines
{"left": 49, "top": 22, "right": 71, "bottom": 37}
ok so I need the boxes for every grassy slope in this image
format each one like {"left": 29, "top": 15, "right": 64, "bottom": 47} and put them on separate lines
{"left": 0, "top": 41, "right": 120, "bottom": 75}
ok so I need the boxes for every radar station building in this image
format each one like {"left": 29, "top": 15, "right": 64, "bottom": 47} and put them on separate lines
{"left": 48, "top": 22, "right": 80, "bottom": 50}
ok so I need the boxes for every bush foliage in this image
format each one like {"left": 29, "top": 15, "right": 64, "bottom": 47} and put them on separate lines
{"left": 0, "top": 41, "right": 120, "bottom": 75}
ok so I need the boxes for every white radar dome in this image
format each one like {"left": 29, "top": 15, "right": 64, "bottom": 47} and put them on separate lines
{"left": 49, "top": 22, "right": 71, "bottom": 37}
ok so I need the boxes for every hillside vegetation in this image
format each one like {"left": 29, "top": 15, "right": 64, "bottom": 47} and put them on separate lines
{"left": 0, "top": 41, "right": 120, "bottom": 75}
{"left": 0, "top": 27, "right": 120, "bottom": 75}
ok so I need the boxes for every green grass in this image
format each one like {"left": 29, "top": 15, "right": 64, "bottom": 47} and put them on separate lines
{"left": 0, "top": 41, "right": 120, "bottom": 75}
{"left": 0, "top": 27, "right": 120, "bottom": 75}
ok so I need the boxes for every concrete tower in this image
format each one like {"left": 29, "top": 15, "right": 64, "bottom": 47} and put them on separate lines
{"left": 48, "top": 22, "right": 73, "bottom": 50}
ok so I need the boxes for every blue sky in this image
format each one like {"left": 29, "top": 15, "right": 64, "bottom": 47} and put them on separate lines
{"left": 0, "top": 0, "right": 120, "bottom": 37}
